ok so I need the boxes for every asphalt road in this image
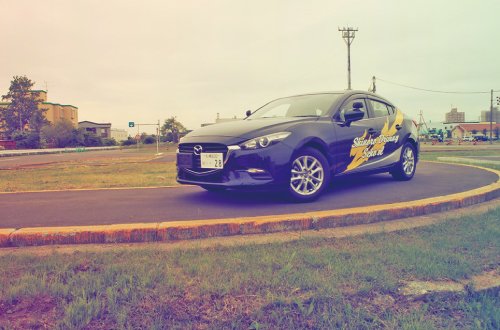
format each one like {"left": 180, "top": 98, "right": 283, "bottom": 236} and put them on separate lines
{"left": 0, "top": 162, "right": 497, "bottom": 228}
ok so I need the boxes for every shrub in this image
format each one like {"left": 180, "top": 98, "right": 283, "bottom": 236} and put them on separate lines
{"left": 102, "top": 138, "right": 117, "bottom": 146}
{"left": 143, "top": 136, "right": 156, "bottom": 144}
{"left": 122, "top": 137, "right": 137, "bottom": 146}
{"left": 12, "top": 130, "right": 42, "bottom": 149}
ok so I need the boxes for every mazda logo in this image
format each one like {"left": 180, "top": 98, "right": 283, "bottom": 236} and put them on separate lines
{"left": 193, "top": 145, "right": 203, "bottom": 155}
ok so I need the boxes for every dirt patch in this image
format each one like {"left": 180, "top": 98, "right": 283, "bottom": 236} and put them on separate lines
{"left": 469, "top": 269, "right": 500, "bottom": 291}
{"left": 399, "top": 280, "right": 465, "bottom": 296}
{"left": 0, "top": 295, "right": 61, "bottom": 329}
{"left": 400, "top": 267, "right": 500, "bottom": 297}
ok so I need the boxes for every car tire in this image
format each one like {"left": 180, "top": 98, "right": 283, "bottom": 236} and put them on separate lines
{"left": 288, "top": 147, "right": 330, "bottom": 202}
{"left": 201, "top": 185, "right": 227, "bottom": 192}
{"left": 390, "top": 142, "right": 417, "bottom": 181}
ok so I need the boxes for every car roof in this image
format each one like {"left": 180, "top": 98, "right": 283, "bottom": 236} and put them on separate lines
{"left": 281, "top": 90, "right": 393, "bottom": 105}
{"left": 285, "top": 90, "right": 386, "bottom": 99}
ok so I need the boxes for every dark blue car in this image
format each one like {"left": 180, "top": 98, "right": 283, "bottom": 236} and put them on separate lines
{"left": 177, "top": 90, "right": 419, "bottom": 202}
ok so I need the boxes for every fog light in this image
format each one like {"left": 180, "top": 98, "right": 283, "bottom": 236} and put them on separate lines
{"left": 246, "top": 168, "right": 266, "bottom": 174}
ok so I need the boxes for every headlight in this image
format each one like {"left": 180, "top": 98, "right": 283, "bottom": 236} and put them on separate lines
{"left": 240, "top": 132, "right": 291, "bottom": 150}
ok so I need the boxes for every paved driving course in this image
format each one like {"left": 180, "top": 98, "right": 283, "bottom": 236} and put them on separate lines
{"left": 0, "top": 162, "right": 497, "bottom": 228}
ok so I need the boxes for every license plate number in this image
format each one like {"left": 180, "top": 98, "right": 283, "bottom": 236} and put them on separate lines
{"left": 200, "top": 153, "right": 223, "bottom": 169}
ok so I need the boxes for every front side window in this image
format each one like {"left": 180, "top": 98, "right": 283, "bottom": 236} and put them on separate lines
{"left": 248, "top": 94, "right": 340, "bottom": 119}
{"left": 337, "top": 98, "right": 368, "bottom": 121}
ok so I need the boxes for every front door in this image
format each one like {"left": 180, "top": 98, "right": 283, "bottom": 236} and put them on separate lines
{"left": 331, "top": 97, "right": 384, "bottom": 174}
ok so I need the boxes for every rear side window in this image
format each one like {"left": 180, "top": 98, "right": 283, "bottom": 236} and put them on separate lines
{"left": 369, "top": 99, "right": 391, "bottom": 117}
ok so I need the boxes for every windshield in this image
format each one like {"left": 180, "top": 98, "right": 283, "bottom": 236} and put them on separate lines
{"left": 247, "top": 93, "right": 341, "bottom": 119}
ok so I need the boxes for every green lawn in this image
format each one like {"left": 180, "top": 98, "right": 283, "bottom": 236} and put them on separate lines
{"left": 0, "top": 207, "right": 498, "bottom": 329}
{"left": 0, "top": 159, "right": 177, "bottom": 192}
{"left": 420, "top": 150, "right": 500, "bottom": 171}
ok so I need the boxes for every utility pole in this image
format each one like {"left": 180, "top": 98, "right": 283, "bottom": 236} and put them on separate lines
{"left": 156, "top": 119, "right": 160, "bottom": 155}
{"left": 490, "top": 89, "right": 493, "bottom": 145}
{"left": 338, "top": 27, "right": 358, "bottom": 90}
{"left": 417, "top": 110, "right": 430, "bottom": 141}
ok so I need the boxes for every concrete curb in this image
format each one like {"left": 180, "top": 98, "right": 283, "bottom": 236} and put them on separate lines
{"left": 2, "top": 163, "right": 499, "bottom": 248}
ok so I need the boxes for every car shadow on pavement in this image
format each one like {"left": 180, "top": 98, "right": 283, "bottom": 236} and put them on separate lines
{"left": 179, "top": 173, "right": 397, "bottom": 206}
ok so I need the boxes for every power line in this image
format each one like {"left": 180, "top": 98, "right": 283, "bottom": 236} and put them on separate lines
{"left": 376, "top": 77, "right": 500, "bottom": 94}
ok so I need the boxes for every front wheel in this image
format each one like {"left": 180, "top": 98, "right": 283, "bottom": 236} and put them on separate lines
{"left": 390, "top": 142, "right": 417, "bottom": 181}
{"left": 288, "top": 147, "right": 330, "bottom": 202}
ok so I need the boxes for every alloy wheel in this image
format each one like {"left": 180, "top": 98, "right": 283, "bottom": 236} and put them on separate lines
{"left": 290, "top": 155, "right": 325, "bottom": 196}
{"left": 402, "top": 147, "right": 415, "bottom": 176}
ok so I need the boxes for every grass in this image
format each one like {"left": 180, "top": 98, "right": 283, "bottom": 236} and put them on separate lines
{"left": 0, "top": 158, "right": 177, "bottom": 192}
{"left": 419, "top": 150, "right": 500, "bottom": 171}
{"left": 0, "top": 207, "right": 498, "bottom": 329}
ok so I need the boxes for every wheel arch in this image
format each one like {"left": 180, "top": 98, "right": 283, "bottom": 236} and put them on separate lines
{"left": 294, "top": 137, "right": 332, "bottom": 165}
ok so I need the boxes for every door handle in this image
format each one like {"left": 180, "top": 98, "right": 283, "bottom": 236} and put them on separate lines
{"left": 367, "top": 128, "right": 377, "bottom": 135}
{"left": 395, "top": 124, "right": 402, "bottom": 130}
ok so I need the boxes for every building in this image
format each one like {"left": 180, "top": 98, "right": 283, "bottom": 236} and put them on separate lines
{"left": 451, "top": 123, "right": 500, "bottom": 139}
{"left": 34, "top": 91, "right": 79, "bottom": 127}
{"left": 0, "top": 90, "right": 78, "bottom": 137}
{"left": 445, "top": 108, "right": 465, "bottom": 123}
{"left": 480, "top": 107, "right": 499, "bottom": 123}
{"left": 78, "top": 121, "right": 111, "bottom": 138}
{"left": 110, "top": 128, "right": 128, "bottom": 142}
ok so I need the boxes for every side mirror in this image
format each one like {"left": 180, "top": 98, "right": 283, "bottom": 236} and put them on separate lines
{"left": 352, "top": 101, "right": 364, "bottom": 109}
{"left": 344, "top": 109, "right": 365, "bottom": 124}
{"left": 245, "top": 110, "right": 252, "bottom": 117}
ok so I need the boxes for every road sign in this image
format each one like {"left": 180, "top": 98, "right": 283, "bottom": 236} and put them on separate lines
{"left": 129, "top": 122, "right": 135, "bottom": 128}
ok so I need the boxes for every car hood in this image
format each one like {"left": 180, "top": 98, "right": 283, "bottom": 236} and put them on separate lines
{"left": 184, "top": 117, "right": 316, "bottom": 140}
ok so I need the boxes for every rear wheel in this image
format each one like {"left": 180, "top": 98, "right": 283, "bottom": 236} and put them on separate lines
{"left": 390, "top": 142, "right": 417, "bottom": 181}
{"left": 288, "top": 147, "right": 330, "bottom": 202}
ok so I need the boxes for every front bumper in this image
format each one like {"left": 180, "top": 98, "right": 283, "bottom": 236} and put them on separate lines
{"left": 176, "top": 142, "right": 294, "bottom": 188}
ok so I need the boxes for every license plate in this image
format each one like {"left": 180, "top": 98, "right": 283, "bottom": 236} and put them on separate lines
{"left": 177, "top": 153, "right": 193, "bottom": 168}
{"left": 200, "top": 153, "right": 224, "bottom": 169}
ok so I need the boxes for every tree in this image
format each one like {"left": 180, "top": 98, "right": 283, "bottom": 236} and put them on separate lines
{"left": 1, "top": 76, "right": 47, "bottom": 135}
{"left": 161, "top": 116, "right": 186, "bottom": 143}
{"left": 41, "top": 119, "right": 77, "bottom": 147}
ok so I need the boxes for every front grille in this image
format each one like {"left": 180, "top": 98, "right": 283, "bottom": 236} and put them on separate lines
{"left": 178, "top": 143, "right": 228, "bottom": 175}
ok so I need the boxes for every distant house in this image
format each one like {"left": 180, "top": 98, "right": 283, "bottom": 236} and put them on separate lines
{"left": 110, "top": 128, "right": 128, "bottom": 142}
{"left": 78, "top": 121, "right": 111, "bottom": 138}
{"left": 451, "top": 123, "right": 500, "bottom": 139}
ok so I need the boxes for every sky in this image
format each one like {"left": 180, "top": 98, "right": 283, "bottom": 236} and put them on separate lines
{"left": 1, "top": 0, "right": 499, "bottom": 134}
